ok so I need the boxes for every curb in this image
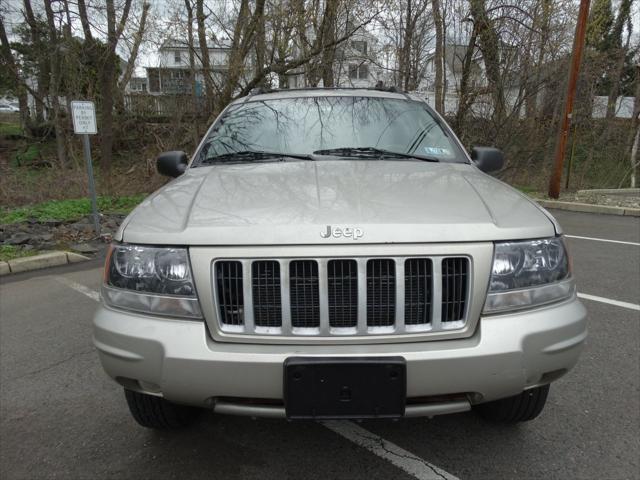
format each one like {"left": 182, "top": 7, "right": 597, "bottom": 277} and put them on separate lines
{"left": 0, "top": 251, "right": 91, "bottom": 276}
{"left": 537, "top": 200, "right": 640, "bottom": 217}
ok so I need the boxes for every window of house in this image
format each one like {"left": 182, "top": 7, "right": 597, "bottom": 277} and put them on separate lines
{"left": 349, "top": 64, "right": 369, "bottom": 80}
{"left": 174, "top": 50, "right": 181, "bottom": 63}
{"left": 351, "top": 40, "right": 367, "bottom": 56}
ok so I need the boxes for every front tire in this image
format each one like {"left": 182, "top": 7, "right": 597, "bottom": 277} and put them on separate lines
{"left": 124, "top": 389, "right": 201, "bottom": 429}
{"left": 474, "top": 384, "right": 550, "bottom": 423}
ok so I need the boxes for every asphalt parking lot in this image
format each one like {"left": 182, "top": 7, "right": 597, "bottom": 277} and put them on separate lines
{"left": 1, "top": 209, "right": 638, "bottom": 480}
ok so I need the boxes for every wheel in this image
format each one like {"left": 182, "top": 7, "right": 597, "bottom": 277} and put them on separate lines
{"left": 474, "top": 384, "right": 550, "bottom": 423}
{"left": 124, "top": 389, "right": 201, "bottom": 429}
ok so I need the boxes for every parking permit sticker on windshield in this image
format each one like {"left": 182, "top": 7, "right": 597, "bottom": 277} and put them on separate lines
{"left": 424, "top": 147, "right": 450, "bottom": 156}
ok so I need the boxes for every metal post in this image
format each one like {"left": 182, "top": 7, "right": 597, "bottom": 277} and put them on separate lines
{"left": 81, "top": 134, "right": 101, "bottom": 235}
{"left": 548, "top": 0, "right": 591, "bottom": 199}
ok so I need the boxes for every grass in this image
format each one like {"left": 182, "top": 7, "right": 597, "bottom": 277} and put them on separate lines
{"left": 514, "top": 185, "right": 542, "bottom": 196}
{"left": 13, "top": 144, "right": 41, "bottom": 166}
{"left": 0, "top": 122, "right": 22, "bottom": 136}
{"left": 0, "top": 245, "right": 39, "bottom": 262}
{"left": 0, "top": 194, "right": 146, "bottom": 224}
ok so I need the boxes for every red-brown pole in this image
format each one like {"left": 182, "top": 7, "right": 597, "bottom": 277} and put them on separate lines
{"left": 548, "top": 0, "right": 591, "bottom": 198}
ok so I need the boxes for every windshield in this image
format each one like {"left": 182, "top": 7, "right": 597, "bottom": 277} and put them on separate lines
{"left": 195, "top": 96, "right": 467, "bottom": 164}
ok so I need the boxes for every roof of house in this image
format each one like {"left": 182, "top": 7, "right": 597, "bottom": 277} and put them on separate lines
{"left": 160, "top": 38, "right": 232, "bottom": 51}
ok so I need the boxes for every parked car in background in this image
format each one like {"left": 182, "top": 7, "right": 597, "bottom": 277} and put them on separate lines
{"left": 93, "top": 87, "right": 587, "bottom": 429}
{"left": 0, "top": 102, "right": 20, "bottom": 113}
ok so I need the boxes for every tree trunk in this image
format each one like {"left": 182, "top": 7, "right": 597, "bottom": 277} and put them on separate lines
{"left": 432, "top": 0, "right": 444, "bottom": 113}
{"left": 101, "top": 0, "right": 133, "bottom": 188}
{"left": 43, "top": 0, "right": 67, "bottom": 167}
{"left": 469, "top": 0, "right": 505, "bottom": 125}
{"left": 118, "top": 2, "right": 150, "bottom": 94}
{"left": 606, "top": 0, "right": 632, "bottom": 118}
{"left": 319, "top": 0, "right": 338, "bottom": 87}
{"left": 185, "top": 0, "right": 201, "bottom": 139}
{"left": 454, "top": 26, "right": 478, "bottom": 134}
{"left": 196, "top": 0, "right": 215, "bottom": 112}
{"left": 22, "top": 0, "right": 49, "bottom": 123}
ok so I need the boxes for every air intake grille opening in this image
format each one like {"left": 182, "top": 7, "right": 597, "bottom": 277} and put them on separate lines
{"left": 442, "top": 257, "right": 468, "bottom": 322}
{"left": 367, "top": 259, "right": 396, "bottom": 327}
{"left": 252, "top": 261, "right": 282, "bottom": 327}
{"left": 327, "top": 259, "right": 358, "bottom": 328}
{"left": 290, "top": 260, "right": 320, "bottom": 328}
{"left": 216, "top": 261, "right": 244, "bottom": 325}
{"left": 405, "top": 258, "right": 432, "bottom": 325}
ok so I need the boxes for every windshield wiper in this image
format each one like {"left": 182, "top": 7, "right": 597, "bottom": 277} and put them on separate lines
{"left": 312, "top": 147, "right": 439, "bottom": 162}
{"left": 201, "top": 150, "right": 314, "bottom": 164}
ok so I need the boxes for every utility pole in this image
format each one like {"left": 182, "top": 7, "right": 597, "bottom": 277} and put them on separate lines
{"left": 548, "top": 0, "right": 591, "bottom": 199}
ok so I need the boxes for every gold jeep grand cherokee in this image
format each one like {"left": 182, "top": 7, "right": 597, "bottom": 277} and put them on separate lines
{"left": 93, "top": 88, "right": 587, "bottom": 428}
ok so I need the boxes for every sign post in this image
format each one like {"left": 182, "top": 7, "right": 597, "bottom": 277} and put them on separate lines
{"left": 70, "top": 101, "right": 100, "bottom": 235}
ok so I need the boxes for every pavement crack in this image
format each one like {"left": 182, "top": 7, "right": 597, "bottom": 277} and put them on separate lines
{"left": 5, "top": 349, "right": 95, "bottom": 382}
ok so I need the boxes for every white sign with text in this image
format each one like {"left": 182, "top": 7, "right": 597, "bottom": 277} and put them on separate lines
{"left": 71, "top": 101, "right": 97, "bottom": 135}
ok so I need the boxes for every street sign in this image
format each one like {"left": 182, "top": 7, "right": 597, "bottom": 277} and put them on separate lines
{"left": 71, "top": 100, "right": 100, "bottom": 235}
{"left": 70, "top": 101, "right": 97, "bottom": 135}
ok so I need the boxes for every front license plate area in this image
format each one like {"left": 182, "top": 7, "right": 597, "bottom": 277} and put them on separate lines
{"left": 284, "top": 357, "right": 406, "bottom": 419}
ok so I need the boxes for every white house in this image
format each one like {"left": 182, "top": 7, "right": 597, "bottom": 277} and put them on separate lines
{"left": 144, "top": 39, "right": 231, "bottom": 95}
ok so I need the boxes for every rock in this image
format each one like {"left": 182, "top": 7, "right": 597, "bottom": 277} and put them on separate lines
{"left": 70, "top": 223, "right": 96, "bottom": 235}
{"left": 6, "top": 232, "right": 31, "bottom": 245}
{"left": 40, "top": 219, "right": 64, "bottom": 226}
{"left": 70, "top": 242, "right": 100, "bottom": 254}
{"left": 34, "top": 233, "right": 54, "bottom": 242}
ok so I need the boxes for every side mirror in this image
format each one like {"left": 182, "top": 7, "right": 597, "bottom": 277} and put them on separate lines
{"left": 156, "top": 151, "right": 188, "bottom": 177}
{"left": 471, "top": 147, "right": 504, "bottom": 173}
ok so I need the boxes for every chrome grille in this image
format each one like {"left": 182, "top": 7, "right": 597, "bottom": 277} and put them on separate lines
{"left": 213, "top": 256, "right": 470, "bottom": 336}
{"left": 252, "top": 261, "right": 282, "bottom": 327}
{"left": 215, "top": 261, "right": 244, "bottom": 326}
{"left": 404, "top": 258, "right": 432, "bottom": 325}
{"left": 327, "top": 259, "right": 358, "bottom": 328}
{"left": 289, "top": 260, "right": 320, "bottom": 328}
{"left": 367, "top": 259, "right": 396, "bottom": 327}
{"left": 442, "top": 257, "right": 469, "bottom": 322}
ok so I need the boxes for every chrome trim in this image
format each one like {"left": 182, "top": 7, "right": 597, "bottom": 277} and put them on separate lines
{"left": 191, "top": 243, "right": 493, "bottom": 345}
{"left": 211, "top": 399, "right": 471, "bottom": 418}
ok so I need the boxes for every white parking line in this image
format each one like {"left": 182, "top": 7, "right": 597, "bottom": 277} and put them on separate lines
{"left": 577, "top": 292, "right": 640, "bottom": 311}
{"left": 323, "top": 421, "right": 459, "bottom": 480}
{"left": 54, "top": 276, "right": 101, "bottom": 302}
{"left": 565, "top": 234, "right": 640, "bottom": 246}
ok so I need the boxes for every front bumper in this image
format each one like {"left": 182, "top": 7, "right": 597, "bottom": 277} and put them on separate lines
{"left": 93, "top": 296, "right": 587, "bottom": 416}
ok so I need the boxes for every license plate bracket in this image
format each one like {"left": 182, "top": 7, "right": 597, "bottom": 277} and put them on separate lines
{"left": 284, "top": 357, "right": 406, "bottom": 419}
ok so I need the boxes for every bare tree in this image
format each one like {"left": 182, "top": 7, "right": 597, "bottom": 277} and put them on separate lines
{"left": 432, "top": 0, "right": 445, "bottom": 113}
{"left": 43, "top": 0, "right": 67, "bottom": 167}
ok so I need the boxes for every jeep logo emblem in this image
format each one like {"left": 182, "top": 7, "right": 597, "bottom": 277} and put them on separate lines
{"left": 320, "top": 225, "right": 364, "bottom": 240}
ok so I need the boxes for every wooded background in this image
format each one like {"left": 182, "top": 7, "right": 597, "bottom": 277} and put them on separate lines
{"left": 0, "top": 0, "right": 637, "bottom": 206}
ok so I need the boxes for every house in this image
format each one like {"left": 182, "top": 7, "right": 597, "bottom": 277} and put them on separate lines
{"left": 287, "top": 26, "right": 385, "bottom": 89}
{"left": 125, "top": 76, "right": 148, "bottom": 94}
{"left": 144, "top": 39, "right": 231, "bottom": 95}
{"left": 422, "top": 44, "right": 485, "bottom": 95}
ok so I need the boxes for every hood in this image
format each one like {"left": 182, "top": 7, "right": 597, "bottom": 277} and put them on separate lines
{"left": 118, "top": 161, "right": 556, "bottom": 245}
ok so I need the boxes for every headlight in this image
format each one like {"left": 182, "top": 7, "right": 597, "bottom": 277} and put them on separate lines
{"left": 484, "top": 237, "right": 575, "bottom": 314}
{"left": 102, "top": 244, "right": 202, "bottom": 319}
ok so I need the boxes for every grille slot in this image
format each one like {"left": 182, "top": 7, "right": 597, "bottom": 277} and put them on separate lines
{"left": 404, "top": 258, "right": 432, "bottom": 325}
{"left": 441, "top": 257, "right": 469, "bottom": 322}
{"left": 367, "top": 259, "right": 396, "bottom": 327}
{"left": 252, "top": 261, "right": 282, "bottom": 327}
{"left": 290, "top": 260, "right": 320, "bottom": 328}
{"left": 327, "top": 259, "right": 358, "bottom": 328}
{"left": 216, "top": 261, "right": 244, "bottom": 325}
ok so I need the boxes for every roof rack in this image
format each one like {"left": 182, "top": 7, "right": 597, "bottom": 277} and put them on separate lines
{"left": 246, "top": 85, "right": 409, "bottom": 97}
